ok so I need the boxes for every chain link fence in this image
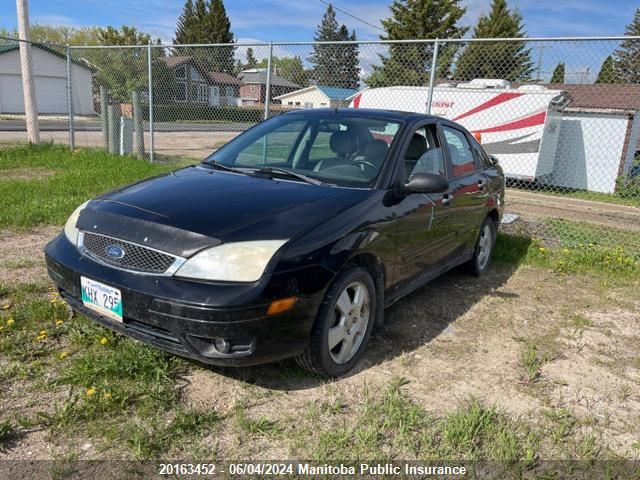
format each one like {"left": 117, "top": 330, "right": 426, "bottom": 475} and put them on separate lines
{"left": 1, "top": 36, "right": 639, "bottom": 255}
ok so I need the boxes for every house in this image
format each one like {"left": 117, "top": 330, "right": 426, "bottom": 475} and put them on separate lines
{"left": 0, "top": 43, "right": 93, "bottom": 114}
{"left": 275, "top": 85, "right": 359, "bottom": 109}
{"left": 159, "top": 56, "right": 242, "bottom": 106}
{"left": 239, "top": 69, "right": 301, "bottom": 106}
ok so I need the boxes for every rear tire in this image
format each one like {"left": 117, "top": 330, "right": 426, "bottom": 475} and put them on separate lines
{"left": 296, "top": 265, "right": 376, "bottom": 377}
{"left": 466, "top": 217, "right": 497, "bottom": 276}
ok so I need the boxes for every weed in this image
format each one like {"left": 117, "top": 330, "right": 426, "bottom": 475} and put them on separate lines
{"left": 521, "top": 343, "right": 542, "bottom": 384}
{"left": 234, "top": 403, "right": 283, "bottom": 438}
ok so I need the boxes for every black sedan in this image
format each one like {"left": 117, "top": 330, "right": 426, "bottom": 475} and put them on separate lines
{"left": 45, "top": 109, "right": 505, "bottom": 377}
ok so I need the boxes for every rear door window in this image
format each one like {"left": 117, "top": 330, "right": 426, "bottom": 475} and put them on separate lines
{"left": 442, "top": 126, "right": 476, "bottom": 177}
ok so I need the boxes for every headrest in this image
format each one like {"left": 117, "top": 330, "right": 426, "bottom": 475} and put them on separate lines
{"left": 406, "top": 133, "right": 427, "bottom": 160}
{"left": 362, "top": 139, "right": 389, "bottom": 157}
{"left": 330, "top": 131, "right": 357, "bottom": 155}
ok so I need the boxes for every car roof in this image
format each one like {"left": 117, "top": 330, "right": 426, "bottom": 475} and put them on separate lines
{"left": 281, "top": 108, "right": 440, "bottom": 123}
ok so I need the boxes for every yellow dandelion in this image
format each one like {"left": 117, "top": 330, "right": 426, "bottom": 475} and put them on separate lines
{"left": 35, "top": 335, "right": 46, "bottom": 341}
{"left": 86, "top": 387, "right": 96, "bottom": 397}
{"left": 538, "top": 247, "right": 546, "bottom": 254}
{"left": 55, "top": 319, "right": 64, "bottom": 326}
{"left": 99, "top": 337, "right": 109, "bottom": 346}
{"left": 6, "top": 318, "right": 15, "bottom": 326}
{"left": 1, "top": 303, "right": 10, "bottom": 310}
{"left": 59, "top": 351, "right": 69, "bottom": 360}
{"left": 39, "top": 330, "right": 47, "bottom": 336}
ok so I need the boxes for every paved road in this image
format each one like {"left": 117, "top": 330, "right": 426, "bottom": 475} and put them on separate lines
{"left": 0, "top": 120, "right": 251, "bottom": 133}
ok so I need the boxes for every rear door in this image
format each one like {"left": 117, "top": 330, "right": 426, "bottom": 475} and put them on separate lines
{"left": 439, "top": 124, "right": 488, "bottom": 251}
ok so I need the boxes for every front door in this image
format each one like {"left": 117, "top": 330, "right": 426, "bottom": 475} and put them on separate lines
{"left": 391, "top": 123, "right": 458, "bottom": 289}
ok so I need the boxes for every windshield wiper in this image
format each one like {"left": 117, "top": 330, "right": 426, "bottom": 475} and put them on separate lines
{"left": 202, "top": 160, "right": 251, "bottom": 176}
{"left": 251, "top": 167, "right": 324, "bottom": 186}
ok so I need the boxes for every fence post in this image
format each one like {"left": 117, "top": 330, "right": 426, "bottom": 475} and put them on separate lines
{"left": 264, "top": 42, "right": 273, "bottom": 120}
{"left": 132, "top": 90, "right": 145, "bottom": 157}
{"left": 147, "top": 42, "right": 155, "bottom": 162}
{"left": 100, "top": 86, "right": 108, "bottom": 149}
{"left": 65, "top": 45, "right": 75, "bottom": 150}
{"left": 426, "top": 39, "right": 440, "bottom": 115}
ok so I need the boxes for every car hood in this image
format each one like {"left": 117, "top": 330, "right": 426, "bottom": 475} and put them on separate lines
{"left": 77, "top": 166, "right": 369, "bottom": 257}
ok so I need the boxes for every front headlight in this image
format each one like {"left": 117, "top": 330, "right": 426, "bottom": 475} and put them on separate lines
{"left": 174, "top": 240, "right": 287, "bottom": 282}
{"left": 63, "top": 200, "right": 90, "bottom": 246}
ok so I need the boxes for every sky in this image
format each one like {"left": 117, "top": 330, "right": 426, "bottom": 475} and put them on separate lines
{"left": 0, "top": 0, "right": 637, "bottom": 44}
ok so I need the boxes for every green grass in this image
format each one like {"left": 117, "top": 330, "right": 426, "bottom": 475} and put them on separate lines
{"left": 544, "top": 218, "right": 640, "bottom": 253}
{"left": 493, "top": 233, "right": 640, "bottom": 278}
{"left": 520, "top": 344, "right": 542, "bottom": 384}
{"left": 310, "top": 378, "right": 538, "bottom": 466}
{"left": 0, "top": 143, "right": 188, "bottom": 229}
{"left": 508, "top": 184, "right": 640, "bottom": 207}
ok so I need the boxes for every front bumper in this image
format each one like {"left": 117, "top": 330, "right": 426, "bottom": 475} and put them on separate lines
{"left": 45, "top": 234, "right": 328, "bottom": 366}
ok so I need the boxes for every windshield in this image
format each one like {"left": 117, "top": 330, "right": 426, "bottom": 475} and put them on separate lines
{"left": 205, "top": 113, "right": 403, "bottom": 188}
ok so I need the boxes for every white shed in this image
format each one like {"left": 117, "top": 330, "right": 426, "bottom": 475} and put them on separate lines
{"left": 0, "top": 44, "right": 93, "bottom": 115}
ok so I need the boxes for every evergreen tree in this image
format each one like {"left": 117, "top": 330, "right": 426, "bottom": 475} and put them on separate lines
{"left": 453, "top": 0, "right": 533, "bottom": 82}
{"left": 613, "top": 8, "right": 640, "bottom": 84}
{"left": 244, "top": 47, "right": 258, "bottom": 70}
{"left": 173, "top": 0, "right": 235, "bottom": 73}
{"left": 550, "top": 62, "right": 565, "bottom": 83}
{"left": 595, "top": 55, "right": 618, "bottom": 84}
{"left": 366, "top": 0, "right": 467, "bottom": 88}
{"left": 309, "top": 5, "right": 360, "bottom": 89}
{"left": 174, "top": 0, "right": 197, "bottom": 44}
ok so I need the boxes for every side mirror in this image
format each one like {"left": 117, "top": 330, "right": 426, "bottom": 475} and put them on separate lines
{"left": 404, "top": 173, "right": 449, "bottom": 194}
{"left": 490, "top": 155, "right": 499, "bottom": 165}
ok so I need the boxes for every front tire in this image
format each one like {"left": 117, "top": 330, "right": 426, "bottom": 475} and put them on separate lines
{"left": 466, "top": 217, "right": 497, "bottom": 276}
{"left": 296, "top": 265, "right": 376, "bottom": 377}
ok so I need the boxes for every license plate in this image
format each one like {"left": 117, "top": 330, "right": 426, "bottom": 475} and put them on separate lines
{"left": 80, "top": 276, "right": 123, "bottom": 322}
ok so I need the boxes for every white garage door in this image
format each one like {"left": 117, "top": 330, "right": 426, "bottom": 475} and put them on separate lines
{"left": 0, "top": 74, "right": 69, "bottom": 114}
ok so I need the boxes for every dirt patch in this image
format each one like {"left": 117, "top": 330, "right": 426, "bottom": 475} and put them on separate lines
{"left": 0, "top": 226, "right": 60, "bottom": 283}
{"left": 506, "top": 189, "right": 640, "bottom": 233}
{"left": 0, "top": 168, "right": 55, "bottom": 182}
{"left": 178, "top": 266, "right": 640, "bottom": 459}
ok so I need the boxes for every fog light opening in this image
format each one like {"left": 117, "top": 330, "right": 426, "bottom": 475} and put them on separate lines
{"left": 213, "top": 338, "right": 230, "bottom": 354}
{"left": 267, "top": 296, "right": 297, "bottom": 316}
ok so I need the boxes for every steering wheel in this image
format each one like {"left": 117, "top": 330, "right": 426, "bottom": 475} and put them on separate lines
{"left": 353, "top": 160, "right": 378, "bottom": 176}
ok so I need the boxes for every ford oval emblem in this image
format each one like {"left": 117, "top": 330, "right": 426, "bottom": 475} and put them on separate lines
{"left": 105, "top": 245, "right": 125, "bottom": 259}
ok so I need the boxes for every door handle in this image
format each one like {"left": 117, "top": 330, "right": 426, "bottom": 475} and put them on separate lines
{"left": 442, "top": 193, "right": 453, "bottom": 206}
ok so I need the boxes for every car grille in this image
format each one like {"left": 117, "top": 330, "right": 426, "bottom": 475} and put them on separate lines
{"left": 81, "top": 232, "right": 177, "bottom": 274}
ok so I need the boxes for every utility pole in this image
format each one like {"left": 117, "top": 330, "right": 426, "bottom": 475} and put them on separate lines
{"left": 16, "top": 0, "right": 40, "bottom": 144}
{"left": 535, "top": 44, "right": 549, "bottom": 83}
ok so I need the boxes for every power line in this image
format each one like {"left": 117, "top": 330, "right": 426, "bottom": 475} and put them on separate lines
{"left": 316, "top": 0, "right": 386, "bottom": 33}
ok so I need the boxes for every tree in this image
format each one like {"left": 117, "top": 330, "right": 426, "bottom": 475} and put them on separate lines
{"left": 452, "top": 0, "right": 533, "bottom": 82}
{"left": 244, "top": 47, "right": 258, "bottom": 70}
{"left": 595, "top": 55, "right": 618, "bottom": 84}
{"left": 612, "top": 8, "right": 640, "bottom": 84}
{"left": 366, "top": 0, "right": 467, "bottom": 88}
{"left": 257, "top": 56, "right": 311, "bottom": 86}
{"left": 81, "top": 26, "right": 174, "bottom": 103}
{"left": 308, "top": 5, "right": 360, "bottom": 89}
{"left": 550, "top": 62, "right": 565, "bottom": 83}
{"left": 174, "top": 0, "right": 197, "bottom": 44}
{"left": 173, "top": 0, "right": 235, "bottom": 73}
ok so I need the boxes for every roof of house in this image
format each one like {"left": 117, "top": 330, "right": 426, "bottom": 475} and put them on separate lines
{"left": 207, "top": 71, "right": 242, "bottom": 85}
{"left": 159, "top": 56, "right": 242, "bottom": 85}
{"left": 0, "top": 43, "right": 93, "bottom": 70}
{"left": 239, "top": 69, "right": 301, "bottom": 88}
{"left": 275, "top": 85, "right": 359, "bottom": 101}
{"left": 545, "top": 83, "right": 640, "bottom": 112}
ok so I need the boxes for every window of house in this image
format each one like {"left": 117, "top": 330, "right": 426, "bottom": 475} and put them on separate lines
{"left": 190, "top": 84, "right": 208, "bottom": 103}
{"left": 175, "top": 66, "right": 186, "bottom": 79}
{"left": 176, "top": 82, "right": 187, "bottom": 102}
{"left": 442, "top": 126, "right": 476, "bottom": 177}
{"left": 190, "top": 67, "right": 204, "bottom": 81}
{"left": 225, "top": 86, "right": 234, "bottom": 97}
